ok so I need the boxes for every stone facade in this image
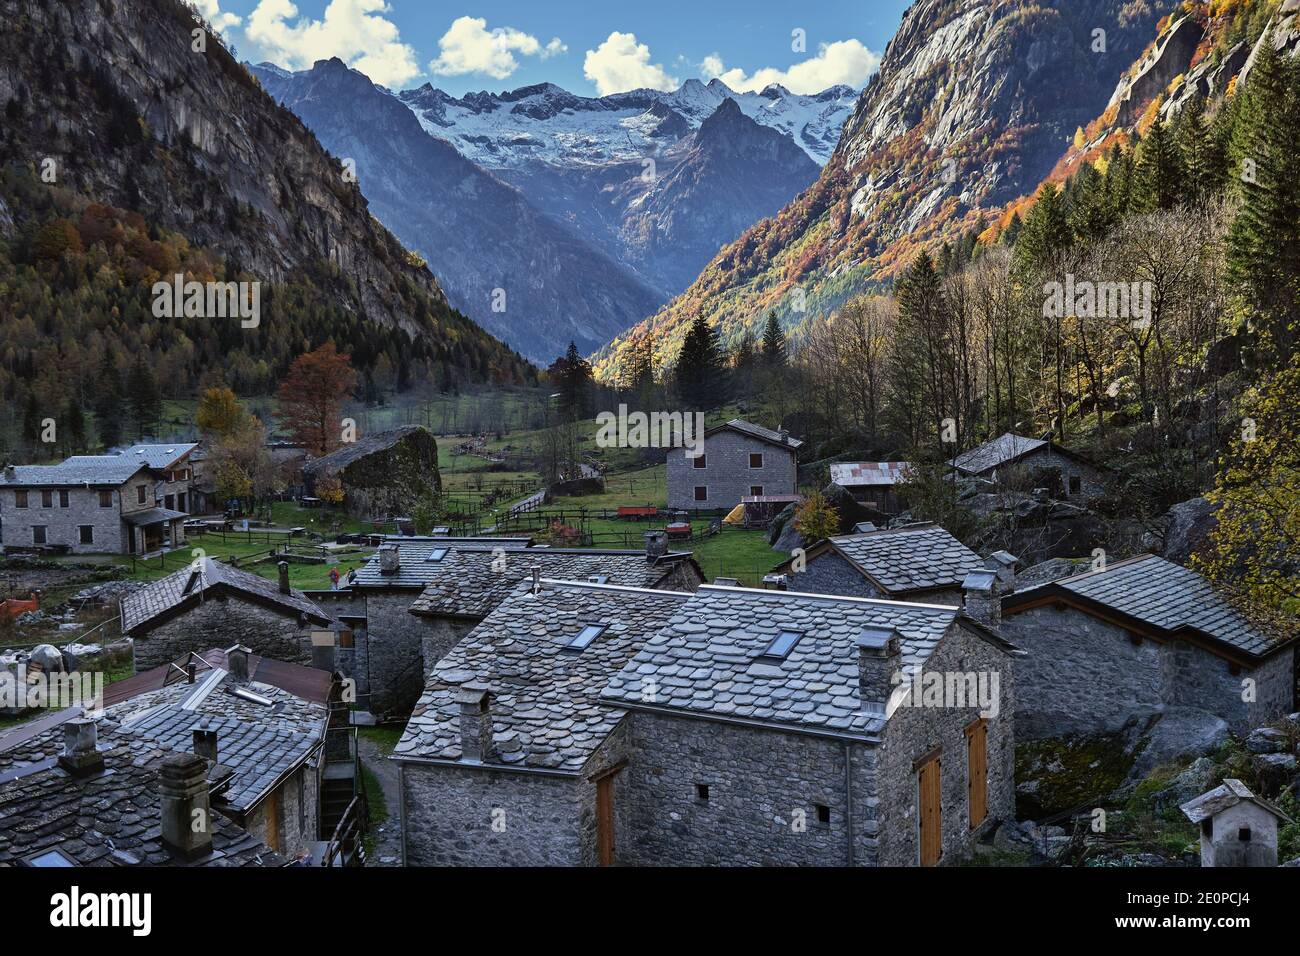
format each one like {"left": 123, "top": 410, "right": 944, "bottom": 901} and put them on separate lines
{"left": 1194, "top": 799, "right": 1282, "bottom": 867}
{"left": 789, "top": 550, "right": 965, "bottom": 606}
{"left": 1, "top": 485, "right": 127, "bottom": 553}
{"left": 357, "top": 590, "right": 428, "bottom": 719}
{"left": 666, "top": 429, "right": 797, "bottom": 511}
{"left": 240, "top": 763, "right": 319, "bottom": 860}
{"left": 1001, "top": 603, "right": 1294, "bottom": 738}
{"left": 130, "top": 596, "right": 315, "bottom": 671}
{"left": 990, "top": 446, "right": 1105, "bottom": 501}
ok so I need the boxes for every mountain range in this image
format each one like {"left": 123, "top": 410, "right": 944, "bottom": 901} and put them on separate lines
{"left": 253, "top": 63, "right": 838, "bottom": 361}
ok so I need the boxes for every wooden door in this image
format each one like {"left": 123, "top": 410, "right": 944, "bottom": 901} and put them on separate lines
{"left": 265, "top": 789, "right": 282, "bottom": 853}
{"left": 596, "top": 775, "right": 615, "bottom": 866}
{"left": 966, "top": 720, "right": 988, "bottom": 830}
{"left": 917, "top": 756, "right": 941, "bottom": 867}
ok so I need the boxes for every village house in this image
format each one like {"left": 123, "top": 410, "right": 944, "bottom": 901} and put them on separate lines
{"left": 395, "top": 578, "right": 1019, "bottom": 867}
{"left": 0, "top": 443, "right": 197, "bottom": 555}
{"left": 120, "top": 557, "right": 333, "bottom": 671}
{"left": 302, "top": 425, "right": 440, "bottom": 519}
{"left": 666, "top": 419, "right": 802, "bottom": 511}
{"left": 0, "top": 645, "right": 357, "bottom": 865}
{"left": 950, "top": 432, "right": 1105, "bottom": 501}
{"left": 772, "top": 522, "right": 991, "bottom": 605}
{"left": 829, "top": 462, "right": 911, "bottom": 515}
{"left": 1000, "top": 554, "right": 1297, "bottom": 740}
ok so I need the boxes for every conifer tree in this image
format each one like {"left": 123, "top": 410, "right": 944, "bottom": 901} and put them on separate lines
{"left": 127, "top": 355, "right": 161, "bottom": 440}
{"left": 1134, "top": 119, "right": 1186, "bottom": 212}
{"left": 761, "top": 311, "right": 787, "bottom": 367}
{"left": 93, "top": 354, "right": 124, "bottom": 449}
{"left": 1012, "top": 183, "right": 1072, "bottom": 273}
{"left": 675, "top": 313, "right": 724, "bottom": 409}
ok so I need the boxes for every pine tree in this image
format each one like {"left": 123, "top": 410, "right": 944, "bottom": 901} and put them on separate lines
{"left": 675, "top": 313, "right": 724, "bottom": 409}
{"left": 93, "top": 355, "right": 124, "bottom": 449}
{"left": 1133, "top": 119, "right": 1186, "bottom": 212}
{"left": 62, "top": 398, "right": 86, "bottom": 455}
{"left": 1173, "top": 95, "right": 1221, "bottom": 205}
{"left": 1067, "top": 161, "right": 1112, "bottom": 242}
{"left": 126, "top": 355, "right": 161, "bottom": 441}
{"left": 761, "top": 311, "right": 787, "bottom": 367}
{"left": 547, "top": 341, "right": 593, "bottom": 421}
{"left": 1012, "top": 183, "right": 1072, "bottom": 273}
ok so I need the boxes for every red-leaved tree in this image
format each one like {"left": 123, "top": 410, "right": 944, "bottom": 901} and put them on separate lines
{"left": 276, "top": 342, "right": 359, "bottom": 457}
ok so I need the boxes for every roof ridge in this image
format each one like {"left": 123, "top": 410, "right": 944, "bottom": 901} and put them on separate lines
{"left": 697, "top": 583, "right": 961, "bottom": 612}
{"left": 534, "top": 578, "right": 693, "bottom": 599}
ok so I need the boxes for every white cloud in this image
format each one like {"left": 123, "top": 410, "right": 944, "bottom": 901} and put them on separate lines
{"left": 700, "top": 39, "right": 880, "bottom": 95}
{"left": 429, "top": 16, "right": 566, "bottom": 79}
{"left": 583, "top": 32, "right": 678, "bottom": 96}
{"left": 244, "top": 0, "right": 420, "bottom": 88}
{"left": 193, "top": 0, "right": 241, "bottom": 32}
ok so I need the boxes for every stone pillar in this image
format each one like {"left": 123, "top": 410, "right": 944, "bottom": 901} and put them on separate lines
{"left": 58, "top": 717, "right": 104, "bottom": 776}
{"left": 962, "top": 570, "right": 1001, "bottom": 631}
{"left": 644, "top": 530, "right": 668, "bottom": 561}
{"left": 159, "top": 753, "right": 213, "bottom": 860}
{"left": 278, "top": 560, "right": 291, "bottom": 595}
{"left": 856, "top": 628, "right": 901, "bottom": 715}
{"left": 456, "top": 685, "right": 493, "bottom": 763}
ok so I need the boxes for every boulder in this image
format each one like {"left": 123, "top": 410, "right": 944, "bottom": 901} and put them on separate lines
{"left": 1245, "top": 727, "right": 1289, "bottom": 755}
{"left": 766, "top": 502, "right": 797, "bottom": 546}
{"left": 1154, "top": 497, "right": 1218, "bottom": 565}
{"left": 61, "top": 642, "right": 103, "bottom": 671}
{"left": 27, "top": 644, "right": 65, "bottom": 673}
{"left": 1252, "top": 753, "right": 1298, "bottom": 793}
{"left": 1125, "top": 708, "right": 1230, "bottom": 782}
{"left": 773, "top": 521, "right": 805, "bottom": 554}
{"left": 1148, "top": 756, "right": 1217, "bottom": 812}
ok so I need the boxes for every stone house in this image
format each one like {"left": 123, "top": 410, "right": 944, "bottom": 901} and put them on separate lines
{"left": 772, "top": 522, "right": 988, "bottom": 605}
{"left": 666, "top": 419, "right": 802, "bottom": 511}
{"left": 120, "top": 557, "right": 333, "bottom": 671}
{"left": 0, "top": 443, "right": 197, "bottom": 555}
{"left": 1180, "top": 778, "right": 1293, "bottom": 867}
{"left": 396, "top": 579, "right": 1019, "bottom": 867}
{"left": 1000, "top": 554, "right": 1297, "bottom": 739}
{"left": 950, "top": 432, "right": 1105, "bottom": 501}
{"left": 0, "top": 645, "right": 350, "bottom": 865}
{"left": 302, "top": 425, "right": 440, "bottom": 519}
{"left": 829, "top": 462, "right": 911, "bottom": 515}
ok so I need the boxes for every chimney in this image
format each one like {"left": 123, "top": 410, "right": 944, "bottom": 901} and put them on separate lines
{"left": 644, "top": 530, "right": 668, "bottom": 562}
{"left": 311, "top": 628, "right": 337, "bottom": 672}
{"left": 531, "top": 567, "right": 541, "bottom": 595}
{"left": 962, "top": 569, "right": 1002, "bottom": 631}
{"left": 186, "top": 662, "right": 197, "bottom": 684}
{"left": 378, "top": 543, "right": 400, "bottom": 575}
{"left": 159, "top": 753, "right": 213, "bottom": 860}
{"left": 58, "top": 717, "right": 104, "bottom": 776}
{"left": 713, "top": 576, "right": 740, "bottom": 587}
{"left": 762, "top": 573, "right": 788, "bottom": 591}
{"left": 227, "top": 644, "right": 252, "bottom": 683}
{"left": 278, "top": 560, "right": 290, "bottom": 595}
{"left": 985, "top": 551, "right": 1018, "bottom": 592}
{"left": 3, "top": 464, "right": 13, "bottom": 479}
{"left": 456, "top": 685, "right": 493, "bottom": 763}
{"left": 856, "top": 627, "right": 901, "bottom": 716}
{"left": 192, "top": 723, "right": 218, "bottom": 764}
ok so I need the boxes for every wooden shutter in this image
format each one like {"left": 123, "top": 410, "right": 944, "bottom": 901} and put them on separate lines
{"left": 596, "top": 776, "right": 615, "bottom": 866}
{"left": 966, "top": 719, "right": 988, "bottom": 830}
{"left": 917, "top": 755, "right": 942, "bottom": 867}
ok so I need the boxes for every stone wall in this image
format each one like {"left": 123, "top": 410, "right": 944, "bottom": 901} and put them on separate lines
{"left": 789, "top": 551, "right": 882, "bottom": 598}
{"left": 419, "top": 616, "right": 478, "bottom": 678}
{"left": 400, "top": 760, "right": 581, "bottom": 866}
{"left": 1, "top": 486, "right": 126, "bottom": 554}
{"left": 361, "top": 590, "right": 430, "bottom": 719}
{"left": 666, "top": 431, "right": 797, "bottom": 511}
{"left": 130, "top": 595, "right": 314, "bottom": 671}
{"left": 1004, "top": 447, "right": 1106, "bottom": 501}
{"left": 875, "top": 622, "right": 1016, "bottom": 866}
{"left": 239, "top": 764, "right": 319, "bottom": 859}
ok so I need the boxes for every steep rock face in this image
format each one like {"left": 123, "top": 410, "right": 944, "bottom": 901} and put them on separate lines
{"left": 0, "top": 0, "right": 515, "bottom": 363}
{"left": 592, "top": 0, "right": 1174, "bottom": 380}
{"left": 251, "top": 58, "right": 663, "bottom": 363}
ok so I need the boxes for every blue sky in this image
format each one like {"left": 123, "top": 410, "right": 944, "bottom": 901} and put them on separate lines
{"left": 199, "top": 0, "right": 911, "bottom": 96}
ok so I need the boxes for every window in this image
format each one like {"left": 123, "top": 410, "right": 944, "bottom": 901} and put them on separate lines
{"left": 1238, "top": 827, "right": 1252, "bottom": 842}
{"left": 164, "top": 494, "right": 174, "bottom": 510}
{"left": 177, "top": 493, "right": 186, "bottom": 512}
{"left": 32, "top": 526, "right": 47, "bottom": 545}
{"left": 78, "top": 526, "right": 94, "bottom": 545}
{"left": 693, "top": 486, "right": 707, "bottom": 502}
{"left": 815, "top": 804, "right": 831, "bottom": 826}
{"left": 98, "top": 489, "right": 112, "bottom": 508}
{"left": 587, "top": 574, "right": 610, "bottom": 584}
{"left": 759, "top": 630, "right": 802, "bottom": 661}
{"left": 566, "top": 624, "right": 607, "bottom": 652}
{"left": 749, "top": 452, "right": 763, "bottom": 468}
{"left": 14, "top": 491, "right": 27, "bottom": 509}
{"left": 23, "top": 848, "right": 78, "bottom": 867}
{"left": 695, "top": 783, "right": 710, "bottom": 802}
{"left": 41, "top": 490, "right": 53, "bottom": 508}
{"left": 426, "top": 548, "right": 448, "bottom": 562}
{"left": 136, "top": 485, "right": 147, "bottom": 505}
{"left": 58, "top": 490, "right": 69, "bottom": 508}
{"left": 692, "top": 453, "right": 706, "bottom": 469}
{"left": 750, "top": 486, "right": 764, "bottom": 497}
{"left": 1068, "top": 476, "right": 1082, "bottom": 495}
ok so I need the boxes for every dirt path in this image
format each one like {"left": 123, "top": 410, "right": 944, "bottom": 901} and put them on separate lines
{"left": 357, "top": 734, "right": 403, "bottom": 866}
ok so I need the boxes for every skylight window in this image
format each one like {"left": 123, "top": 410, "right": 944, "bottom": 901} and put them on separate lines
{"left": 24, "top": 848, "right": 78, "bottom": 867}
{"left": 566, "top": 624, "right": 607, "bottom": 651}
{"left": 588, "top": 574, "right": 610, "bottom": 584}
{"left": 760, "top": 630, "right": 802, "bottom": 661}
{"left": 427, "top": 548, "right": 448, "bottom": 562}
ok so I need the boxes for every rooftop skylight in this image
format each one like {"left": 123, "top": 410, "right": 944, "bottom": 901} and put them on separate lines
{"left": 566, "top": 624, "right": 607, "bottom": 651}
{"left": 759, "top": 630, "right": 802, "bottom": 661}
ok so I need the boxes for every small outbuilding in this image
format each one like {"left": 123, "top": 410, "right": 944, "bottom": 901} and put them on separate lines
{"left": 829, "top": 462, "right": 910, "bottom": 515}
{"left": 1180, "top": 778, "right": 1292, "bottom": 867}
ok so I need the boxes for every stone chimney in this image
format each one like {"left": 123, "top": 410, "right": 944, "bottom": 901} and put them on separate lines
{"left": 378, "top": 543, "right": 400, "bottom": 575}
{"left": 762, "top": 573, "right": 789, "bottom": 591}
{"left": 962, "top": 570, "right": 1002, "bottom": 631}
{"left": 159, "top": 753, "right": 213, "bottom": 860}
{"left": 985, "top": 551, "right": 1018, "bottom": 592}
{"left": 192, "top": 723, "right": 218, "bottom": 764}
{"left": 227, "top": 644, "right": 252, "bottom": 683}
{"left": 3, "top": 464, "right": 14, "bottom": 480}
{"left": 644, "top": 530, "right": 668, "bottom": 562}
{"left": 856, "top": 627, "right": 901, "bottom": 716}
{"left": 278, "top": 560, "right": 290, "bottom": 595}
{"left": 58, "top": 717, "right": 104, "bottom": 776}
{"left": 456, "top": 685, "right": 493, "bottom": 764}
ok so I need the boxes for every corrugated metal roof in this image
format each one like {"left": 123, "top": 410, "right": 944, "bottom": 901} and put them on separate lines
{"left": 829, "top": 462, "right": 911, "bottom": 486}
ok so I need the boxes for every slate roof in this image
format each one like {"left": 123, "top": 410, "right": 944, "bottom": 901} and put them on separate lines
{"left": 123, "top": 506, "right": 189, "bottom": 526}
{"left": 120, "top": 557, "right": 330, "bottom": 633}
{"left": 1180, "top": 778, "right": 1292, "bottom": 825}
{"left": 301, "top": 425, "right": 430, "bottom": 477}
{"left": 0, "top": 444, "right": 197, "bottom": 487}
{"left": 348, "top": 537, "right": 533, "bottom": 588}
{"left": 601, "top": 585, "right": 999, "bottom": 738}
{"left": 951, "top": 433, "right": 1048, "bottom": 475}
{"left": 396, "top": 581, "right": 690, "bottom": 772}
{"left": 116, "top": 443, "right": 199, "bottom": 470}
{"left": 1006, "top": 554, "right": 1283, "bottom": 658}
{"left": 829, "top": 462, "right": 911, "bottom": 486}
{"left": 408, "top": 547, "right": 700, "bottom": 618}
{"left": 710, "top": 419, "right": 804, "bottom": 450}
{"left": 0, "top": 740, "right": 284, "bottom": 867}
{"left": 802, "top": 523, "right": 984, "bottom": 595}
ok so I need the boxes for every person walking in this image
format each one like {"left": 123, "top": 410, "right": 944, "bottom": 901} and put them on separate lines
{"left": 329, "top": 566, "right": 340, "bottom": 590}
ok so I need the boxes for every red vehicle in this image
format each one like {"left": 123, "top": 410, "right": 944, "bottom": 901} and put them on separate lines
{"left": 616, "top": 506, "right": 659, "bottom": 520}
